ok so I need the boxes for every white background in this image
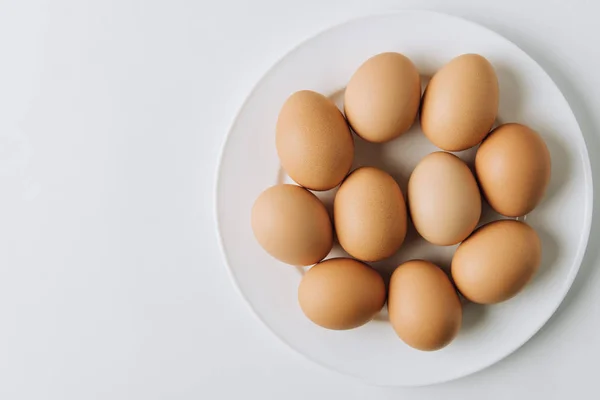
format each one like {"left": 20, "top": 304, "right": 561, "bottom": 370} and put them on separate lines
{"left": 0, "top": 1, "right": 599, "bottom": 399}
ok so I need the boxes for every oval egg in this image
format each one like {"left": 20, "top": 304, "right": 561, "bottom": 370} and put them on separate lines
{"left": 388, "top": 260, "right": 462, "bottom": 351}
{"left": 451, "top": 219, "right": 542, "bottom": 304}
{"left": 251, "top": 184, "right": 333, "bottom": 266}
{"left": 475, "top": 123, "right": 551, "bottom": 217}
{"left": 408, "top": 152, "right": 481, "bottom": 246}
{"left": 344, "top": 52, "right": 421, "bottom": 143}
{"left": 298, "top": 258, "right": 386, "bottom": 330}
{"left": 421, "top": 54, "right": 499, "bottom": 151}
{"left": 276, "top": 90, "right": 354, "bottom": 191}
{"left": 334, "top": 167, "right": 407, "bottom": 262}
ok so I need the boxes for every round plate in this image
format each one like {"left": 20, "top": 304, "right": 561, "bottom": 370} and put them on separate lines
{"left": 216, "top": 11, "right": 593, "bottom": 386}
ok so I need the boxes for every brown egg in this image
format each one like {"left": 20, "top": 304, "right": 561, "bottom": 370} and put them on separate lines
{"left": 298, "top": 258, "right": 386, "bottom": 330}
{"left": 276, "top": 90, "right": 354, "bottom": 191}
{"left": 421, "top": 54, "right": 499, "bottom": 151}
{"left": 451, "top": 220, "right": 542, "bottom": 304}
{"left": 475, "top": 123, "right": 552, "bottom": 217}
{"left": 388, "top": 260, "right": 462, "bottom": 351}
{"left": 251, "top": 184, "right": 332, "bottom": 266}
{"left": 334, "top": 167, "right": 407, "bottom": 262}
{"left": 344, "top": 52, "right": 421, "bottom": 143}
{"left": 408, "top": 152, "right": 481, "bottom": 246}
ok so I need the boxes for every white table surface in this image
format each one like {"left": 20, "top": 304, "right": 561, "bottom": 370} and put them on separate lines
{"left": 1, "top": 0, "right": 599, "bottom": 399}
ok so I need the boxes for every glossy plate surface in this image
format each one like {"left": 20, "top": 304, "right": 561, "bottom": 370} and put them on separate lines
{"left": 216, "top": 11, "right": 593, "bottom": 386}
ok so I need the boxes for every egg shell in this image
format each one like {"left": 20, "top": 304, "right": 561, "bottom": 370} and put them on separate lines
{"left": 408, "top": 152, "right": 481, "bottom": 246}
{"left": 388, "top": 260, "right": 462, "bottom": 351}
{"left": 251, "top": 184, "right": 333, "bottom": 266}
{"left": 298, "top": 258, "right": 386, "bottom": 330}
{"left": 334, "top": 167, "right": 407, "bottom": 262}
{"left": 344, "top": 52, "right": 421, "bottom": 143}
{"left": 475, "top": 123, "right": 551, "bottom": 217}
{"left": 421, "top": 54, "right": 499, "bottom": 151}
{"left": 276, "top": 90, "right": 354, "bottom": 191}
{"left": 451, "top": 219, "right": 541, "bottom": 304}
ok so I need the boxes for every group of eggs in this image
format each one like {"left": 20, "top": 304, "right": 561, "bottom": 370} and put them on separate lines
{"left": 251, "top": 52, "right": 551, "bottom": 351}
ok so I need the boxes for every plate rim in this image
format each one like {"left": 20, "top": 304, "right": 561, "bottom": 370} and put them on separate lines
{"left": 214, "top": 9, "right": 594, "bottom": 386}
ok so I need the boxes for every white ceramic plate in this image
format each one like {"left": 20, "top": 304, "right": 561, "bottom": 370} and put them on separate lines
{"left": 216, "top": 11, "right": 593, "bottom": 386}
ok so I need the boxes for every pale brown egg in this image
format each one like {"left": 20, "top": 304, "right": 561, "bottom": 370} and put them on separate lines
{"left": 408, "top": 152, "right": 481, "bottom": 246}
{"left": 475, "top": 123, "right": 552, "bottom": 217}
{"left": 334, "top": 167, "right": 407, "bottom": 262}
{"left": 388, "top": 260, "right": 462, "bottom": 351}
{"left": 451, "top": 220, "right": 542, "bottom": 304}
{"left": 251, "top": 184, "right": 332, "bottom": 266}
{"left": 298, "top": 258, "right": 386, "bottom": 330}
{"left": 421, "top": 54, "right": 499, "bottom": 151}
{"left": 344, "top": 52, "right": 421, "bottom": 143}
{"left": 276, "top": 90, "right": 354, "bottom": 191}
